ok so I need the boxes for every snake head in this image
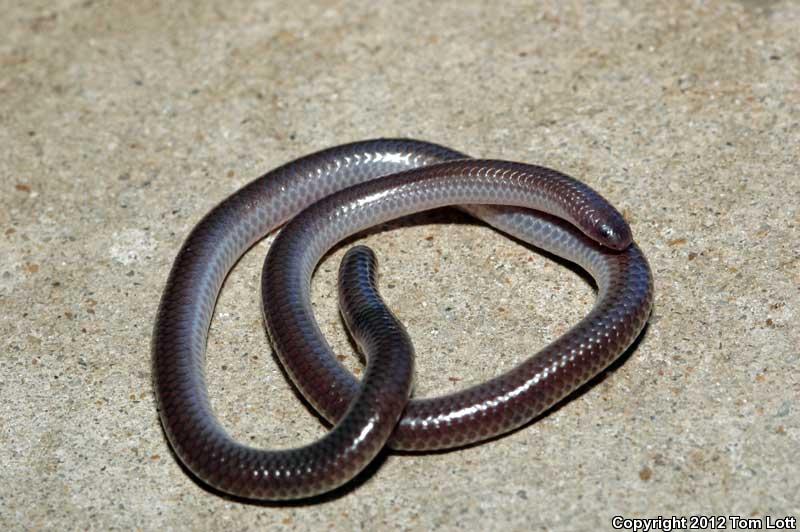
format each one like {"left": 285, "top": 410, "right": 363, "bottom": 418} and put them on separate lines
{"left": 595, "top": 216, "right": 633, "bottom": 250}
{"left": 582, "top": 200, "right": 632, "bottom": 250}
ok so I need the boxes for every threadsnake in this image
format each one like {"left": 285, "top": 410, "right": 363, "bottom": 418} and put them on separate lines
{"left": 152, "top": 139, "right": 653, "bottom": 500}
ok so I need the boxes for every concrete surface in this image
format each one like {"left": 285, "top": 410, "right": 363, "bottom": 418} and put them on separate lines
{"left": 1, "top": 0, "right": 798, "bottom": 530}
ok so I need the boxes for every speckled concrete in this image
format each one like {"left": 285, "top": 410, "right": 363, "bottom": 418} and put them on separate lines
{"left": 1, "top": 0, "right": 798, "bottom": 530}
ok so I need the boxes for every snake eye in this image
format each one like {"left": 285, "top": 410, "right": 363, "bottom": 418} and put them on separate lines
{"left": 597, "top": 223, "right": 618, "bottom": 244}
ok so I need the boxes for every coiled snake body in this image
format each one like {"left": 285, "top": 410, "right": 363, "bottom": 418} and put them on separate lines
{"left": 153, "top": 139, "right": 654, "bottom": 500}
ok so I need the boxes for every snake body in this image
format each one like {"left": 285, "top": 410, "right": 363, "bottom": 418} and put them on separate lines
{"left": 152, "top": 139, "right": 654, "bottom": 500}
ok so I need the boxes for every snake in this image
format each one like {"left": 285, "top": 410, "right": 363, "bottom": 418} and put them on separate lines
{"left": 152, "top": 139, "right": 654, "bottom": 500}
